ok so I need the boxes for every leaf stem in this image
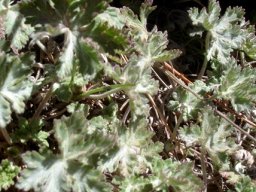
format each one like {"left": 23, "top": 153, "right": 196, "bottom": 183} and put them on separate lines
{"left": 77, "top": 83, "right": 134, "bottom": 100}
{"left": 200, "top": 147, "right": 208, "bottom": 192}
{"left": 0, "top": 128, "right": 12, "bottom": 144}
{"left": 198, "top": 32, "right": 211, "bottom": 80}
{"left": 86, "top": 87, "right": 124, "bottom": 100}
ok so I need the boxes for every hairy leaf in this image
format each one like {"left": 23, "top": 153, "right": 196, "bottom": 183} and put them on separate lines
{"left": 68, "top": 0, "right": 111, "bottom": 27}
{"left": 19, "top": 0, "right": 63, "bottom": 26}
{"left": 216, "top": 64, "right": 256, "bottom": 113}
{"left": 169, "top": 80, "right": 209, "bottom": 121}
{"left": 101, "top": 118, "right": 163, "bottom": 176}
{"left": 180, "top": 108, "right": 238, "bottom": 167}
{"left": 54, "top": 110, "right": 115, "bottom": 163}
{"left": 0, "top": 53, "right": 33, "bottom": 128}
{"left": 116, "top": 176, "right": 151, "bottom": 192}
{"left": 233, "top": 176, "right": 256, "bottom": 192}
{"left": 86, "top": 21, "right": 127, "bottom": 53}
{"left": 0, "top": 1, "right": 34, "bottom": 49}
{"left": 189, "top": 0, "right": 246, "bottom": 64}
{"left": 120, "top": 55, "right": 159, "bottom": 94}
{"left": 67, "top": 161, "right": 111, "bottom": 192}
{"left": 20, "top": 0, "right": 111, "bottom": 28}
{"left": 16, "top": 152, "right": 69, "bottom": 192}
{"left": 134, "top": 27, "right": 181, "bottom": 63}
{"left": 17, "top": 110, "right": 114, "bottom": 192}
{"left": 242, "top": 25, "right": 256, "bottom": 60}
{"left": 150, "top": 158, "right": 202, "bottom": 192}
{"left": 18, "top": 152, "right": 110, "bottom": 192}
{"left": 56, "top": 28, "right": 76, "bottom": 80}
{"left": 77, "top": 39, "right": 103, "bottom": 81}
{"left": 116, "top": 158, "right": 202, "bottom": 192}
{"left": 128, "top": 92, "right": 151, "bottom": 120}
{"left": 95, "top": 7, "right": 126, "bottom": 30}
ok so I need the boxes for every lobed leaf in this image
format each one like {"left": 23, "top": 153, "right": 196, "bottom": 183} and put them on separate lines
{"left": 116, "top": 157, "right": 202, "bottom": 192}
{"left": 19, "top": 0, "right": 63, "bottom": 26}
{"left": 101, "top": 118, "right": 163, "bottom": 176}
{"left": 216, "top": 63, "right": 256, "bottom": 113}
{"left": 17, "top": 109, "right": 114, "bottom": 192}
{"left": 16, "top": 152, "right": 68, "bottom": 192}
{"left": 169, "top": 80, "right": 209, "bottom": 121}
{"left": 0, "top": 159, "right": 20, "bottom": 191}
{"left": 179, "top": 107, "right": 238, "bottom": 167}
{"left": 150, "top": 158, "right": 202, "bottom": 192}
{"left": 233, "top": 175, "right": 256, "bottom": 192}
{"left": 68, "top": 0, "right": 112, "bottom": 27}
{"left": 116, "top": 176, "right": 151, "bottom": 192}
{"left": 0, "top": 1, "right": 34, "bottom": 49}
{"left": 77, "top": 39, "right": 103, "bottom": 81}
{"left": 0, "top": 53, "right": 33, "bottom": 128}
{"left": 241, "top": 24, "right": 256, "bottom": 60}
{"left": 189, "top": 0, "right": 246, "bottom": 64}
{"left": 20, "top": 0, "right": 111, "bottom": 28}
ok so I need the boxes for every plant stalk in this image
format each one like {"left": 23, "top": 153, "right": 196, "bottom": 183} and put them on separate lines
{"left": 77, "top": 83, "right": 134, "bottom": 100}
{"left": 198, "top": 32, "right": 211, "bottom": 80}
{"left": 200, "top": 147, "right": 208, "bottom": 192}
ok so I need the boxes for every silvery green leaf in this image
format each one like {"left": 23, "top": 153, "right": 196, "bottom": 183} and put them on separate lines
{"left": 56, "top": 28, "right": 76, "bottom": 80}
{"left": 0, "top": 1, "right": 34, "bottom": 49}
{"left": 242, "top": 24, "right": 256, "bottom": 60}
{"left": 180, "top": 108, "right": 238, "bottom": 167}
{"left": 54, "top": 111, "right": 115, "bottom": 162}
{"left": 233, "top": 176, "right": 256, "bottom": 192}
{"left": 217, "top": 64, "right": 256, "bottom": 113}
{"left": 94, "top": 7, "right": 126, "bottom": 30}
{"left": 0, "top": 53, "right": 33, "bottom": 128}
{"left": 150, "top": 158, "right": 202, "bottom": 192}
{"left": 19, "top": 0, "right": 111, "bottom": 28}
{"left": 189, "top": 0, "right": 246, "bottom": 64}
{"left": 101, "top": 118, "right": 163, "bottom": 176}
{"left": 116, "top": 176, "right": 151, "bottom": 192}
{"left": 169, "top": 80, "right": 209, "bottom": 121}
{"left": 16, "top": 151, "right": 69, "bottom": 192}
{"left": 77, "top": 39, "right": 103, "bottom": 81}
{"left": 17, "top": 110, "right": 114, "bottom": 192}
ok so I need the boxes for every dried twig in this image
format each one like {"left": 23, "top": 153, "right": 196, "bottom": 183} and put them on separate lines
{"left": 147, "top": 93, "right": 173, "bottom": 139}
{"left": 162, "top": 62, "right": 256, "bottom": 129}
{"left": 215, "top": 110, "right": 256, "bottom": 143}
{"left": 31, "top": 85, "right": 53, "bottom": 122}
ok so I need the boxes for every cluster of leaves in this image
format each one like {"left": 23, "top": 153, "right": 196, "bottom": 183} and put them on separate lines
{"left": 0, "top": 159, "right": 20, "bottom": 190}
{"left": 0, "top": 0, "right": 256, "bottom": 191}
{"left": 169, "top": 0, "right": 256, "bottom": 190}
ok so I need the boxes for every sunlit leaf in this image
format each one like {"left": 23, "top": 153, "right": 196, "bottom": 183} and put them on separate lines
{"left": 180, "top": 107, "right": 238, "bottom": 167}
{"left": 0, "top": 53, "right": 33, "bottom": 128}
{"left": 169, "top": 80, "right": 209, "bottom": 121}
{"left": 0, "top": 159, "right": 20, "bottom": 191}
{"left": 150, "top": 158, "right": 202, "bottom": 192}
{"left": 189, "top": 0, "right": 246, "bottom": 64}
{"left": 217, "top": 63, "right": 256, "bottom": 113}
{"left": 17, "top": 110, "right": 114, "bottom": 192}
{"left": 0, "top": 1, "right": 34, "bottom": 49}
{"left": 101, "top": 118, "right": 163, "bottom": 176}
